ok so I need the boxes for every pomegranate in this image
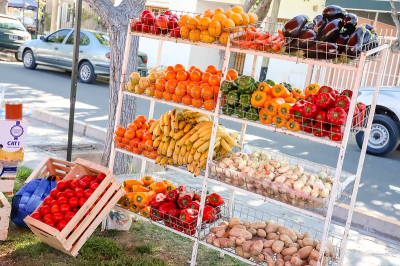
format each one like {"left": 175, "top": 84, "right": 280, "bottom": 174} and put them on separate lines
{"left": 169, "top": 27, "right": 181, "bottom": 38}
{"left": 132, "top": 21, "right": 142, "bottom": 31}
{"left": 168, "top": 17, "right": 178, "bottom": 29}
{"left": 150, "top": 25, "right": 161, "bottom": 35}
{"left": 142, "top": 12, "right": 155, "bottom": 25}
{"left": 156, "top": 16, "right": 168, "bottom": 30}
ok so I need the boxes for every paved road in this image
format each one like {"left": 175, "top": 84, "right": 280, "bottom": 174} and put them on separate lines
{"left": 1, "top": 60, "right": 400, "bottom": 221}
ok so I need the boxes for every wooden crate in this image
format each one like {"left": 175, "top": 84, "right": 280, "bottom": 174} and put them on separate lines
{"left": 0, "top": 192, "right": 11, "bottom": 241}
{"left": 24, "top": 158, "right": 125, "bottom": 256}
{"left": 24, "top": 157, "right": 76, "bottom": 184}
{"left": 0, "top": 164, "right": 17, "bottom": 197}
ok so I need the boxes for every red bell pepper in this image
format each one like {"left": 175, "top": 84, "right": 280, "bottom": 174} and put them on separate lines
{"left": 341, "top": 89, "right": 353, "bottom": 99}
{"left": 172, "top": 219, "right": 183, "bottom": 231}
{"left": 352, "top": 105, "right": 361, "bottom": 127}
{"left": 315, "top": 110, "right": 327, "bottom": 123}
{"left": 303, "top": 102, "right": 320, "bottom": 119}
{"left": 179, "top": 208, "right": 198, "bottom": 235}
{"left": 165, "top": 209, "right": 181, "bottom": 228}
{"left": 193, "top": 192, "right": 201, "bottom": 202}
{"left": 158, "top": 202, "right": 176, "bottom": 219}
{"left": 301, "top": 119, "right": 314, "bottom": 133}
{"left": 207, "top": 193, "right": 225, "bottom": 207}
{"left": 188, "top": 201, "right": 200, "bottom": 210}
{"left": 328, "top": 126, "right": 343, "bottom": 141}
{"left": 334, "top": 95, "right": 351, "bottom": 113}
{"left": 316, "top": 92, "right": 335, "bottom": 110}
{"left": 356, "top": 102, "right": 366, "bottom": 126}
{"left": 313, "top": 122, "right": 329, "bottom": 137}
{"left": 166, "top": 189, "right": 180, "bottom": 203}
{"left": 177, "top": 191, "right": 194, "bottom": 209}
{"left": 305, "top": 94, "right": 317, "bottom": 104}
{"left": 150, "top": 208, "right": 162, "bottom": 221}
{"left": 327, "top": 107, "right": 347, "bottom": 126}
{"left": 202, "top": 205, "right": 216, "bottom": 221}
{"left": 290, "top": 100, "right": 306, "bottom": 120}
{"left": 177, "top": 185, "right": 187, "bottom": 192}
{"left": 318, "top": 86, "right": 336, "bottom": 97}
{"left": 149, "top": 193, "right": 167, "bottom": 209}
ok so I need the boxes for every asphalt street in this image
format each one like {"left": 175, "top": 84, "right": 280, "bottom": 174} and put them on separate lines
{"left": 1, "top": 60, "right": 400, "bottom": 222}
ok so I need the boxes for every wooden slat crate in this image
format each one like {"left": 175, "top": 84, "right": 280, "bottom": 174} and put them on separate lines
{"left": 0, "top": 192, "right": 11, "bottom": 241}
{"left": 24, "top": 158, "right": 126, "bottom": 256}
{"left": 24, "top": 157, "right": 76, "bottom": 184}
{"left": 0, "top": 164, "right": 17, "bottom": 196}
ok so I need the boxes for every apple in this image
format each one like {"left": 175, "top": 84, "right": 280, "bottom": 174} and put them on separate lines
{"left": 163, "top": 10, "right": 173, "bottom": 18}
{"left": 156, "top": 16, "right": 168, "bottom": 30}
{"left": 142, "top": 24, "right": 150, "bottom": 33}
{"left": 132, "top": 21, "right": 142, "bottom": 31}
{"left": 150, "top": 25, "right": 161, "bottom": 35}
{"left": 168, "top": 17, "right": 178, "bottom": 29}
{"left": 170, "top": 27, "right": 181, "bottom": 38}
{"left": 169, "top": 14, "right": 179, "bottom": 21}
{"left": 161, "top": 29, "right": 168, "bottom": 35}
{"left": 142, "top": 12, "right": 155, "bottom": 25}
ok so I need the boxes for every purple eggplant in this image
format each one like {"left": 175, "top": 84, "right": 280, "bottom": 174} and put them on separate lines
{"left": 283, "top": 15, "right": 309, "bottom": 38}
{"left": 298, "top": 30, "right": 318, "bottom": 49}
{"left": 306, "top": 43, "right": 339, "bottom": 59}
{"left": 323, "top": 5, "right": 347, "bottom": 21}
{"left": 313, "top": 15, "right": 326, "bottom": 33}
{"left": 346, "top": 26, "right": 366, "bottom": 57}
{"left": 335, "top": 32, "right": 350, "bottom": 53}
{"left": 343, "top": 13, "right": 358, "bottom": 31}
{"left": 306, "top": 22, "right": 315, "bottom": 30}
{"left": 319, "top": 19, "right": 343, "bottom": 42}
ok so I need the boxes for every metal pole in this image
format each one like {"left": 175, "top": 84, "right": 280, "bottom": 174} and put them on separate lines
{"left": 66, "top": 0, "right": 82, "bottom": 162}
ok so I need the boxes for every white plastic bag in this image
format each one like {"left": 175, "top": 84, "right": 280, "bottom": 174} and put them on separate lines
{"left": 102, "top": 206, "right": 132, "bottom": 231}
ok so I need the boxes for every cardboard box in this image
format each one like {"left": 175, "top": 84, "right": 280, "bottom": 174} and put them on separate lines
{"left": 0, "top": 119, "right": 28, "bottom": 163}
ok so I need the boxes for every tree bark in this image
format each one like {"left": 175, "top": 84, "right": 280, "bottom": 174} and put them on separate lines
{"left": 50, "top": 0, "right": 59, "bottom": 32}
{"left": 389, "top": 0, "right": 400, "bottom": 53}
{"left": 0, "top": 0, "right": 8, "bottom": 15}
{"left": 255, "top": 0, "right": 273, "bottom": 23}
{"left": 242, "top": 0, "right": 258, "bottom": 13}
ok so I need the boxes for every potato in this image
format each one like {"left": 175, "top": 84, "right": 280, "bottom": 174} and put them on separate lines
{"left": 250, "top": 240, "right": 263, "bottom": 256}
{"left": 289, "top": 243, "right": 300, "bottom": 249}
{"left": 302, "top": 238, "right": 317, "bottom": 248}
{"left": 284, "top": 262, "right": 292, "bottom": 266}
{"left": 242, "top": 240, "right": 252, "bottom": 252}
{"left": 309, "top": 249, "right": 319, "bottom": 261}
{"left": 326, "top": 241, "right": 335, "bottom": 258}
{"left": 267, "top": 233, "right": 277, "bottom": 240}
{"left": 265, "top": 254, "right": 276, "bottom": 266}
{"left": 232, "top": 224, "right": 247, "bottom": 230}
{"left": 211, "top": 226, "right": 226, "bottom": 233}
{"left": 265, "top": 220, "right": 271, "bottom": 227}
{"left": 213, "top": 238, "right": 221, "bottom": 248}
{"left": 215, "top": 229, "right": 225, "bottom": 238}
{"left": 272, "top": 240, "right": 285, "bottom": 253}
{"left": 276, "top": 253, "right": 284, "bottom": 260}
{"left": 275, "top": 258, "right": 284, "bottom": 266}
{"left": 229, "top": 228, "right": 253, "bottom": 240}
{"left": 263, "top": 239, "right": 274, "bottom": 248}
{"left": 309, "top": 259, "right": 317, "bottom": 266}
{"left": 248, "top": 228, "right": 257, "bottom": 236}
{"left": 290, "top": 256, "right": 303, "bottom": 266}
{"left": 298, "top": 239, "right": 304, "bottom": 248}
{"left": 223, "top": 231, "right": 230, "bottom": 238}
{"left": 206, "top": 233, "right": 215, "bottom": 244}
{"left": 235, "top": 246, "right": 244, "bottom": 257}
{"left": 257, "top": 229, "right": 267, "bottom": 238}
{"left": 262, "top": 247, "right": 274, "bottom": 257}
{"left": 253, "top": 254, "right": 265, "bottom": 263}
{"left": 266, "top": 222, "right": 280, "bottom": 233}
{"left": 281, "top": 247, "right": 298, "bottom": 256}
{"left": 228, "top": 217, "right": 241, "bottom": 228}
{"left": 278, "top": 226, "right": 298, "bottom": 242}
{"left": 243, "top": 220, "right": 251, "bottom": 229}
{"left": 294, "top": 230, "right": 303, "bottom": 240}
{"left": 235, "top": 236, "right": 246, "bottom": 245}
{"left": 292, "top": 253, "right": 300, "bottom": 259}
{"left": 214, "top": 238, "right": 228, "bottom": 248}
{"left": 250, "top": 221, "right": 267, "bottom": 230}
{"left": 280, "top": 234, "right": 293, "bottom": 247}
{"left": 227, "top": 236, "right": 236, "bottom": 247}
{"left": 219, "top": 221, "right": 228, "bottom": 227}
{"left": 303, "top": 231, "right": 313, "bottom": 239}
{"left": 316, "top": 244, "right": 329, "bottom": 255}
{"left": 243, "top": 252, "right": 251, "bottom": 259}
{"left": 298, "top": 246, "right": 313, "bottom": 259}
{"left": 273, "top": 234, "right": 281, "bottom": 241}
{"left": 283, "top": 255, "right": 292, "bottom": 262}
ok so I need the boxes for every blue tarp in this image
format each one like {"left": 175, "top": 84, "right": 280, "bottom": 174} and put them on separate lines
{"left": 8, "top": 0, "right": 38, "bottom": 10}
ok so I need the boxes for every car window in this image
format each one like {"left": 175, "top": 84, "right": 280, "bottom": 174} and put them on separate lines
{"left": 93, "top": 32, "right": 110, "bottom": 47}
{"left": 0, "top": 17, "right": 26, "bottom": 31}
{"left": 46, "top": 29, "right": 71, "bottom": 43}
{"left": 65, "top": 32, "right": 90, "bottom": 46}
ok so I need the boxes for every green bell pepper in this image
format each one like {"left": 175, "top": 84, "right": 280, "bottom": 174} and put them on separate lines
{"left": 226, "top": 90, "right": 239, "bottom": 107}
{"left": 237, "top": 76, "right": 257, "bottom": 94}
{"left": 233, "top": 76, "right": 243, "bottom": 86}
{"left": 239, "top": 94, "right": 251, "bottom": 110}
{"left": 236, "top": 105, "right": 246, "bottom": 119}
{"left": 281, "top": 82, "right": 292, "bottom": 92}
{"left": 221, "top": 105, "right": 234, "bottom": 115}
{"left": 266, "top": 79, "right": 275, "bottom": 86}
{"left": 220, "top": 80, "right": 238, "bottom": 95}
{"left": 245, "top": 107, "right": 259, "bottom": 121}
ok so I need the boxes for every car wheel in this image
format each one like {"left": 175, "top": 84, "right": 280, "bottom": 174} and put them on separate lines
{"left": 79, "top": 61, "right": 97, "bottom": 84}
{"left": 23, "top": 50, "right": 37, "bottom": 69}
{"left": 15, "top": 52, "right": 21, "bottom": 62}
{"left": 356, "top": 114, "right": 400, "bottom": 156}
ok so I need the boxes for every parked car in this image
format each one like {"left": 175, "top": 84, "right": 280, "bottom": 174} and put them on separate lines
{"left": 17, "top": 28, "right": 148, "bottom": 83}
{"left": 0, "top": 14, "right": 31, "bottom": 59}
{"left": 356, "top": 87, "right": 400, "bottom": 156}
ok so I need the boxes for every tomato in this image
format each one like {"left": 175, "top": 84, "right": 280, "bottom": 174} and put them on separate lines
{"left": 52, "top": 212, "right": 63, "bottom": 223}
{"left": 50, "top": 200, "right": 59, "bottom": 207}
{"left": 89, "top": 181, "right": 99, "bottom": 191}
{"left": 40, "top": 205, "right": 51, "bottom": 216}
{"left": 71, "top": 207, "right": 79, "bottom": 212}
{"left": 90, "top": 175, "right": 98, "bottom": 181}
{"left": 43, "top": 213, "right": 53, "bottom": 222}
{"left": 68, "top": 197, "right": 79, "bottom": 208}
{"left": 45, "top": 219, "right": 56, "bottom": 227}
{"left": 58, "top": 220, "right": 68, "bottom": 231}
{"left": 64, "top": 211, "right": 75, "bottom": 222}
{"left": 67, "top": 180, "right": 74, "bottom": 189}
{"left": 70, "top": 180, "right": 79, "bottom": 190}
{"left": 51, "top": 205, "right": 60, "bottom": 214}
{"left": 82, "top": 175, "right": 92, "bottom": 183}
{"left": 43, "top": 196, "right": 54, "bottom": 206}
{"left": 31, "top": 212, "right": 42, "bottom": 220}
{"left": 79, "top": 198, "right": 87, "bottom": 207}
{"left": 60, "top": 204, "right": 71, "bottom": 214}
{"left": 50, "top": 188, "right": 60, "bottom": 198}
{"left": 83, "top": 189, "right": 93, "bottom": 199}
{"left": 79, "top": 179, "right": 90, "bottom": 189}
{"left": 58, "top": 197, "right": 68, "bottom": 206}
{"left": 56, "top": 192, "right": 66, "bottom": 200}
{"left": 74, "top": 188, "right": 84, "bottom": 198}
{"left": 64, "top": 189, "right": 75, "bottom": 198}
{"left": 56, "top": 181, "right": 68, "bottom": 191}
{"left": 97, "top": 173, "right": 106, "bottom": 183}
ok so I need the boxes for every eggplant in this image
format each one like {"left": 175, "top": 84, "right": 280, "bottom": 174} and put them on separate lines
{"left": 283, "top": 15, "right": 309, "bottom": 38}
{"left": 343, "top": 13, "right": 358, "bottom": 31}
{"left": 346, "top": 26, "right": 366, "bottom": 57}
{"left": 306, "top": 22, "right": 315, "bottom": 30}
{"left": 298, "top": 29, "right": 318, "bottom": 49}
{"left": 313, "top": 15, "right": 326, "bottom": 33}
{"left": 306, "top": 43, "right": 339, "bottom": 59}
{"left": 335, "top": 33, "right": 350, "bottom": 53}
{"left": 323, "top": 5, "right": 347, "bottom": 21}
{"left": 319, "top": 19, "right": 343, "bottom": 42}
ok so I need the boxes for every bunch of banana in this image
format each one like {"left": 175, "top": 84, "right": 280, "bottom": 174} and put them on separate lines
{"left": 148, "top": 108, "right": 241, "bottom": 176}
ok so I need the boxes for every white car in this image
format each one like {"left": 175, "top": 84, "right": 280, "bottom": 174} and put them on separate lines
{"left": 356, "top": 87, "right": 400, "bottom": 156}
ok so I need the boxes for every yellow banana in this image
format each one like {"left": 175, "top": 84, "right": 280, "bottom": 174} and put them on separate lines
{"left": 164, "top": 111, "right": 171, "bottom": 125}
{"left": 152, "top": 135, "right": 156, "bottom": 141}
{"left": 173, "top": 129, "right": 185, "bottom": 140}
{"left": 164, "top": 123, "right": 171, "bottom": 136}
{"left": 199, "top": 128, "right": 213, "bottom": 138}
{"left": 178, "top": 121, "right": 187, "bottom": 130}
{"left": 194, "top": 151, "right": 202, "bottom": 161}
{"left": 193, "top": 139, "right": 207, "bottom": 150}
{"left": 196, "top": 140, "right": 210, "bottom": 153}
{"left": 183, "top": 150, "right": 190, "bottom": 165}
{"left": 177, "top": 131, "right": 191, "bottom": 147}
{"left": 224, "top": 134, "right": 240, "bottom": 147}
{"left": 174, "top": 145, "right": 181, "bottom": 156}
{"left": 160, "top": 157, "right": 168, "bottom": 165}
{"left": 220, "top": 138, "right": 232, "bottom": 152}
{"left": 159, "top": 114, "right": 165, "bottom": 128}
{"left": 184, "top": 123, "right": 193, "bottom": 133}
{"left": 149, "top": 120, "right": 160, "bottom": 133}
{"left": 189, "top": 133, "right": 200, "bottom": 143}
{"left": 153, "top": 138, "right": 161, "bottom": 148}
{"left": 167, "top": 139, "right": 176, "bottom": 157}
{"left": 154, "top": 124, "right": 161, "bottom": 136}
{"left": 162, "top": 135, "right": 170, "bottom": 142}
{"left": 193, "top": 113, "right": 212, "bottom": 120}
{"left": 195, "top": 121, "right": 213, "bottom": 131}
{"left": 155, "top": 156, "right": 162, "bottom": 164}
{"left": 199, "top": 150, "right": 208, "bottom": 168}
{"left": 188, "top": 153, "right": 194, "bottom": 164}
{"left": 195, "top": 115, "right": 210, "bottom": 123}
{"left": 173, "top": 153, "right": 179, "bottom": 165}
{"left": 229, "top": 132, "right": 239, "bottom": 139}
{"left": 186, "top": 143, "right": 193, "bottom": 152}
{"left": 167, "top": 158, "right": 174, "bottom": 165}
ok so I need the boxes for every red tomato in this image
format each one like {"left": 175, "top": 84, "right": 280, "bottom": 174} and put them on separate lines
{"left": 83, "top": 175, "right": 92, "bottom": 182}
{"left": 45, "top": 219, "right": 55, "bottom": 227}
{"left": 60, "top": 204, "right": 71, "bottom": 214}
{"left": 90, "top": 175, "right": 98, "bottom": 181}
{"left": 56, "top": 181, "right": 68, "bottom": 191}
{"left": 43, "top": 196, "right": 54, "bottom": 206}
{"left": 52, "top": 212, "right": 63, "bottom": 223}
{"left": 50, "top": 200, "right": 59, "bottom": 207}
{"left": 31, "top": 212, "right": 42, "bottom": 220}
{"left": 83, "top": 189, "right": 93, "bottom": 199}
{"left": 40, "top": 205, "right": 51, "bottom": 216}
{"left": 64, "top": 189, "right": 75, "bottom": 198}
{"left": 68, "top": 197, "right": 79, "bottom": 208}
{"left": 67, "top": 180, "right": 74, "bottom": 189}
{"left": 89, "top": 181, "right": 99, "bottom": 191}
{"left": 50, "top": 188, "right": 60, "bottom": 198}
{"left": 70, "top": 180, "right": 79, "bottom": 190}
{"left": 51, "top": 205, "right": 60, "bottom": 214}
{"left": 64, "top": 211, "right": 75, "bottom": 222}
{"left": 56, "top": 192, "right": 66, "bottom": 200}
{"left": 79, "top": 179, "right": 90, "bottom": 189}
{"left": 97, "top": 173, "right": 106, "bottom": 183}
{"left": 79, "top": 198, "right": 87, "bottom": 207}
{"left": 43, "top": 213, "right": 53, "bottom": 222}
{"left": 58, "top": 197, "right": 68, "bottom": 206}
{"left": 74, "top": 188, "right": 84, "bottom": 198}
{"left": 71, "top": 207, "right": 79, "bottom": 212}
{"left": 58, "top": 220, "right": 68, "bottom": 230}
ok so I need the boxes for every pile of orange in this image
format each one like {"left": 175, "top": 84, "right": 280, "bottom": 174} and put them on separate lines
{"left": 114, "top": 115, "right": 158, "bottom": 159}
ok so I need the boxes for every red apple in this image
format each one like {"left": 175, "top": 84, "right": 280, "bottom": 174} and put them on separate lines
{"left": 163, "top": 10, "right": 173, "bottom": 17}
{"left": 169, "top": 14, "right": 179, "bottom": 21}
{"left": 170, "top": 27, "right": 181, "bottom": 38}
{"left": 168, "top": 17, "right": 178, "bottom": 29}
{"left": 161, "top": 29, "right": 168, "bottom": 35}
{"left": 150, "top": 25, "right": 161, "bottom": 35}
{"left": 140, "top": 10, "right": 151, "bottom": 23}
{"left": 156, "top": 16, "right": 168, "bottom": 30}
{"left": 142, "top": 24, "right": 150, "bottom": 33}
{"left": 132, "top": 21, "right": 142, "bottom": 31}
{"left": 142, "top": 12, "right": 155, "bottom": 25}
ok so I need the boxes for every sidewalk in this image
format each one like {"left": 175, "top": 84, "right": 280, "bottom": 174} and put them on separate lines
{"left": 20, "top": 117, "right": 400, "bottom": 265}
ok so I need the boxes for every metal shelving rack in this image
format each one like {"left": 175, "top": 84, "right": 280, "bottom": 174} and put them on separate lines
{"left": 107, "top": 16, "right": 389, "bottom": 266}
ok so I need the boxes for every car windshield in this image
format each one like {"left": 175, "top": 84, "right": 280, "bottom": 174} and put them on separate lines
{"left": 0, "top": 17, "right": 26, "bottom": 31}
{"left": 93, "top": 32, "right": 110, "bottom": 47}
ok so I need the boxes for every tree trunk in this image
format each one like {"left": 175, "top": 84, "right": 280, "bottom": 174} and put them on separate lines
{"left": 255, "top": 0, "right": 273, "bottom": 23}
{"left": 0, "top": 0, "right": 8, "bottom": 15}
{"left": 389, "top": 0, "right": 400, "bottom": 53}
{"left": 50, "top": 0, "right": 59, "bottom": 32}
{"left": 242, "top": 0, "right": 258, "bottom": 13}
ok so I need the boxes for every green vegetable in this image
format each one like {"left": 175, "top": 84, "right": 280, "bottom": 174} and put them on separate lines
{"left": 237, "top": 75, "right": 257, "bottom": 94}
{"left": 236, "top": 105, "right": 246, "bottom": 119}
{"left": 281, "top": 82, "right": 292, "bottom": 92}
{"left": 226, "top": 90, "right": 239, "bottom": 107}
{"left": 266, "top": 79, "right": 275, "bottom": 86}
{"left": 221, "top": 105, "right": 235, "bottom": 115}
{"left": 245, "top": 107, "right": 259, "bottom": 121}
{"left": 233, "top": 76, "right": 243, "bottom": 86}
{"left": 239, "top": 94, "right": 251, "bottom": 110}
{"left": 220, "top": 80, "right": 238, "bottom": 95}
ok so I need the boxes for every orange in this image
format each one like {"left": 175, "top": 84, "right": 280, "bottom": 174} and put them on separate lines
{"left": 231, "top": 5, "right": 243, "bottom": 13}
{"left": 205, "top": 65, "right": 218, "bottom": 74}
{"left": 143, "top": 150, "right": 150, "bottom": 158}
{"left": 149, "top": 150, "right": 158, "bottom": 159}
{"left": 188, "top": 66, "right": 197, "bottom": 72}
{"left": 198, "top": 17, "right": 211, "bottom": 31}
{"left": 175, "top": 85, "right": 187, "bottom": 96}
{"left": 133, "top": 147, "right": 142, "bottom": 155}
{"left": 192, "top": 67, "right": 202, "bottom": 75}
{"left": 117, "top": 142, "right": 126, "bottom": 149}
{"left": 227, "top": 69, "right": 238, "bottom": 80}
{"left": 182, "top": 94, "right": 192, "bottom": 105}
{"left": 192, "top": 98, "right": 203, "bottom": 108}
{"left": 230, "top": 13, "right": 243, "bottom": 26}
{"left": 201, "top": 86, "right": 214, "bottom": 100}
{"left": 208, "top": 21, "right": 222, "bottom": 37}
{"left": 176, "top": 71, "right": 188, "bottom": 81}
{"left": 200, "top": 83, "right": 210, "bottom": 89}
{"left": 173, "top": 64, "right": 185, "bottom": 73}
{"left": 143, "top": 132, "right": 152, "bottom": 141}
{"left": 189, "top": 29, "right": 201, "bottom": 41}
{"left": 240, "top": 12, "right": 250, "bottom": 25}
{"left": 186, "top": 83, "right": 196, "bottom": 95}
{"left": 204, "top": 11, "right": 214, "bottom": 19}
{"left": 214, "top": 7, "right": 225, "bottom": 15}
{"left": 248, "top": 12, "right": 258, "bottom": 24}
{"left": 155, "top": 78, "right": 166, "bottom": 91}
{"left": 221, "top": 18, "right": 235, "bottom": 31}
{"left": 180, "top": 26, "right": 190, "bottom": 39}
{"left": 114, "top": 136, "right": 122, "bottom": 143}
{"left": 202, "top": 72, "right": 212, "bottom": 83}
{"left": 141, "top": 122, "right": 150, "bottom": 130}
{"left": 164, "top": 66, "right": 173, "bottom": 72}
{"left": 136, "top": 115, "right": 147, "bottom": 123}
{"left": 124, "top": 130, "right": 135, "bottom": 140}
{"left": 138, "top": 140, "right": 146, "bottom": 151}
{"left": 200, "top": 30, "right": 216, "bottom": 43}
{"left": 115, "top": 126, "right": 126, "bottom": 137}
{"left": 225, "top": 10, "right": 234, "bottom": 18}
{"left": 186, "top": 17, "right": 198, "bottom": 30}
{"left": 165, "top": 71, "right": 176, "bottom": 81}
{"left": 204, "top": 99, "right": 216, "bottom": 110}
{"left": 163, "top": 91, "right": 172, "bottom": 101}
{"left": 226, "top": 75, "right": 232, "bottom": 81}
{"left": 211, "top": 85, "right": 220, "bottom": 96}
{"left": 133, "top": 120, "right": 142, "bottom": 129}
{"left": 122, "top": 138, "right": 130, "bottom": 145}
{"left": 165, "top": 79, "right": 178, "bottom": 94}
{"left": 216, "top": 69, "right": 223, "bottom": 77}
{"left": 191, "top": 85, "right": 202, "bottom": 99}
{"left": 219, "top": 32, "right": 229, "bottom": 45}
{"left": 212, "top": 13, "right": 227, "bottom": 23}
{"left": 127, "top": 123, "right": 137, "bottom": 132}
{"left": 126, "top": 145, "right": 133, "bottom": 152}
{"left": 136, "top": 129, "right": 144, "bottom": 139}
{"left": 178, "top": 15, "right": 191, "bottom": 27}
{"left": 154, "top": 91, "right": 164, "bottom": 99}
{"left": 208, "top": 75, "right": 221, "bottom": 86}
{"left": 148, "top": 119, "right": 156, "bottom": 124}
{"left": 189, "top": 71, "right": 201, "bottom": 81}
{"left": 178, "top": 81, "right": 188, "bottom": 87}
{"left": 145, "top": 140, "right": 154, "bottom": 152}
{"left": 172, "top": 94, "right": 183, "bottom": 103}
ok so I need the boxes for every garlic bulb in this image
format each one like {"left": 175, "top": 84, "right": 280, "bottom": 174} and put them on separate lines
{"left": 310, "top": 174, "right": 317, "bottom": 181}
{"left": 318, "top": 172, "right": 328, "bottom": 181}
{"left": 306, "top": 179, "right": 315, "bottom": 187}
{"left": 278, "top": 158, "right": 288, "bottom": 165}
{"left": 278, "top": 164, "right": 291, "bottom": 174}
{"left": 269, "top": 160, "right": 281, "bottom": 168}
{"left": 311, "top": 187, "right": 320, "bottom": 197}
{"left": 294, "top": 180, "right": 304, "bottom": 191}
{"left": 261, "top": 152, "right": 271, "bottom": 161}
{"left": 302, "top": 186, "right": 312, "bottom": 195}
{"left": 275, "top": 174, "right": 287, "bottom": 184}
{"left": 324, "top": 183, "right": 332, "bottom": 191}
{"left": 319, "top": 188, "right": 330, "bottom": 198}
{"left": 293, "top": 166, "right": 304, "bottom": 176}
{"left": 313, "top": 180, "right": 324, "bottom": 190}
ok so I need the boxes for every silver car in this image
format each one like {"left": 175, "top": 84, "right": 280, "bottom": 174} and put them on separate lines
{"left": 17, "top": 28, "right": 148, "bottom": 84}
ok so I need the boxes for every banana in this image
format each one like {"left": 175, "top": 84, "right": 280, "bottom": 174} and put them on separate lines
{"left": 164, "top": 111, "right": 171, "bottom": 125}
{"left": 174, "top": 145, "right": 181, "bottom": 156}
{"left": 164, "top": 123, "right": 171, "bottom": 137}
{"left": 194, "top": 151, "right": 202, "bottom": 161}
{"left": 183, "top": 111, "right": 195, "bottom": 119}
{"left": 189, "top": 128, "right": 196, "bottom": 135}
{"left": 189, "top": 118, "right": 195, "bottom": 124}
{"left": 188, "top": 153, "right": 194, "bottom": 164}
{"left": 186, "top": 143, "right": 193, "bottom": 152}
{"left": 162, "top": 140, "right": 170, "bottom": 155}
{"left": 159, "top": 114, "right": 165, "bottom": 128}
{"left": 173, "top": 153, "right": 179, "bottom": 165}
{"left": 167, "top": 139, "right": 176, "bottom": 157}
{"left": 223, "top": 134, "right": 240, "bottom": 147}
{"left": 155, "top": 156, "right": 162, "bottom": 164}
{"left": 196, "top": 140, "right": 210, "bottom": 153}
{"left": 160, "top": 157, "right": 168, "bottom": 165}
{"left": 183, "top": 123, "right": 193, "bottom": 133}
{"left": 149, "top": 120, "right": 160, "bottom": 133}
{"left": 167, "top": 158, "right": 174, "bottom": 165}
{"left": 154, "top": 124, "right": 161, "bottom": 136}
{"left": 193, "top": 113, "right": 212, "bottom": 120}
{"left": 199, "top": 150, "right": 208, "bottom": 168}
{"left": 189, "top": 133, "right": 200, "bottom": 143}
{"left": 187, "top": 163, "right": 193, "bottom": 173}
{"left": 195, "top": 121, "right": 213, "bottom": 131}
{"left": 157, "top": 144, "right": 163, "bottom": 155}
{"left": 178, "top": 121, "right": 187, "bottom": 130}
{"left": 195, "top": 115, "right": 210, "bottom": 123}
{"left": 199, "top": 128, "right": 213, "bottom": 138}
{"left": 229, "top": 132, "right": 239, "bottom": 139}
{"left": 180, "top": 145, "right": 187, "bottom": 156}
{"left": 162, "top": 135, "right": 171, "bottom": 142}
{"left": 220, "top": 138, "right": 232, "bottom": 152}
{"left": 194, "top": 167, "right": 201, "bottom": 176}
{"left": 152, "top": 135, "right": 156, "bottom": 141}
{"left": 177, "top": 131, "right": 192, "bottom": 147}
{"left": 153, "top": 138, "right": 161, "bottom": 148}
{"left": 183, "top": 150, "right": 190, "bottom": 165}
{"left": 192, "top": 138, "right": 207, "bottom": 150}
{"left": 173, "top": 129, "right": 185, "bottom": 140}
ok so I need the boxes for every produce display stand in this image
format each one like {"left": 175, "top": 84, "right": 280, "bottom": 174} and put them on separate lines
{"left": 0, "top": 191, "right": 11, "bottom": 240}
{"left": 107, "top": 15, "right": 389, "bottom": 266}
